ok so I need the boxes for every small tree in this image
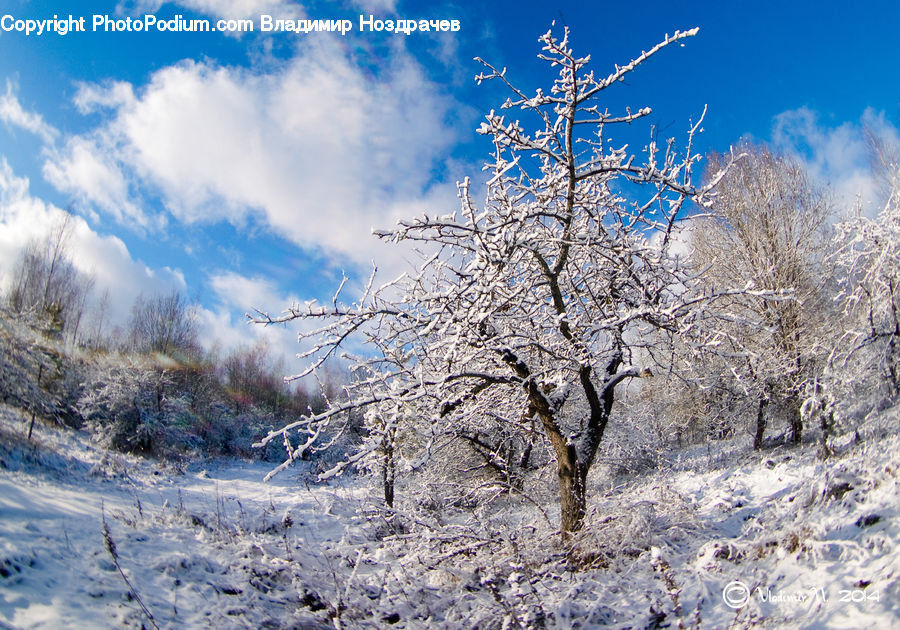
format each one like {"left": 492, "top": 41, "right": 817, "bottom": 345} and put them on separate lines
{"left": 128, "top": 291, "right": 199, "bottom": 358}
{"left": 691, "top": 145, "right": 833, "bottom": 447}
{"left": 7, "top": 212, "right": 95, "bottom": 340}
{"left": 256, "top": 26, "right": 739, "bottom": 537}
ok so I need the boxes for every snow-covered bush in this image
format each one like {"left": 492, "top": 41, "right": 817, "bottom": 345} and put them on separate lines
{"left": 76, "top": 354, "right": 293, "bottom": 460}
{"left": 0, "top": 307, "right": 84, "bottom": 427}
{"left": 77, "top": 356, "right": 180, "bottom": 455}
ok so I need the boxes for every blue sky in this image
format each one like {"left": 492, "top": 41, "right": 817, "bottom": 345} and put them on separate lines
{"left": 1, "top": 0, "right": 899, "bottom": 369}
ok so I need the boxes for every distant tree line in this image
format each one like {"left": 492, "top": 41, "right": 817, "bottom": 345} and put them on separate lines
{"left": 0, "top": 222, "right": 346, "bottom": 461}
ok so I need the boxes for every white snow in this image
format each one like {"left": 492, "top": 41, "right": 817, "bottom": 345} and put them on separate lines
{"left": 0, "top": 404, "right": 359, "bottom": 629}
{"left": 1, "top": 398, "right": 899, "bottom": 628}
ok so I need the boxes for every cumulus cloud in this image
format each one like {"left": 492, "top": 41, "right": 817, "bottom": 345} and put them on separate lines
{"left": 195, "top": 303, "right": 299, "bottom": 362}
{"left": 771, "top": 107, "right": 900, "bottom": 217}
{"left": 42, "top": 136, "right": 151, "bottom": 229}
{"left": 73, "top": 81, "right": 136, "bottom": 114}
{"left": 0, "top": 80, "right": 58, "bottom": 145}
{"left": 45, "top": 38, "right": 461, "bottom": 276}
{"left": 179, "top": 0, "right": 303, "bottom": 19}
{"left": 354, "top": 0, "right": 399, "bottom": 12}
{"left": 209, "top": 270, "right": 289, "bottom": 315}
{"left": 0, "top": 158, "right": 311, "bottom": 370}
{"left": 0, "top": 159, "right": 184, "bottom": 327}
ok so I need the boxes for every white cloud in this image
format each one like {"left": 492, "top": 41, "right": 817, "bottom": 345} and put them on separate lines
{"left": 43, "top": 136, "right": 151, "bottom": 229}
{"left": 48, "top": 38, "right": 461, "bottom": 277}
{"left": 73, "top": 81, "right": 135, "bottom": 115}
{"left": 180, "top": 0, "right": 303, "bottom": 19}
{"left": 354, "top": 0, "right": 399, "bottom": 12}
{"left": 209, "top": 270, "right": 288, "bottom": 315}
{"left": 0, "top": 159, "right": 184, "bottom": 327}
{"left": 0, "top": 80, "right": 58, "bottom": 145}
{"left": 0, "top": 158, "right": 310, "bottom": 370}
{"left": 195, "top": 303, "right": 284, "bottom": 351}
{"left": 771, "top": 107, "right": 900, "bottom": 217}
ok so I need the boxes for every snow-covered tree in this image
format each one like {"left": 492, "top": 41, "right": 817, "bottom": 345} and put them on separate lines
{"left": 6, "top": 212, "right": 95, "bottom": 340}
{"left": 221, "top": 340, "right": 291, "bottom": 414}
{"left": 255, "top": 25, "right": 735, "bottom": 537}
{"left": 834, "top": 152, "right": 900, "bottom": 395}
{"left": 127, "top": 291, "right": 199, "bottom": 359}
{"left": 690, "top": 144, "right": 834, "bottom": 448}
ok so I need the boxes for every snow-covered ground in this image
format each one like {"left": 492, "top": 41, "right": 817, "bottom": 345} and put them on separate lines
{"left": 1, "top": 400, "right": 899, "bottom": 629}
{"left": 0, "top": 404, "right": 359, "bottom": 629}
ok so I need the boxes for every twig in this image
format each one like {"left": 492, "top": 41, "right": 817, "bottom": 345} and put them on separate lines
{"left": 101, "top": 505, "right": 160, "bottom": 630}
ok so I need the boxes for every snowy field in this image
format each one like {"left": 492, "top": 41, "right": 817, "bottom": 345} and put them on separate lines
{"left": 1, "top": 401, "right": 899, "bottom": 629}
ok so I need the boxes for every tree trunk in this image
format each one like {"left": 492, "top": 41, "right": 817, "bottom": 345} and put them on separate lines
{"left": 381, "top": 429, "right": 395, "bottom": 509}
{"left": 382, "top": 457, "right": 394, "bottom": 509}
{"left": 787, "top": 395, "right": 802, "bottom": 445}
{"left": 518, "top": 357, "right": 625, "bottom": 540}
{"left": 753, "top": 394, "right": 769, "bottom": 450}
{"left": 519, "top": 439, "right": 533, "bottom": 471}
{"left": 819, "top": 408, "right": 834, "bottom": 459}
{"left": 557, "top": 443, "right": 588, "bottom": 537}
